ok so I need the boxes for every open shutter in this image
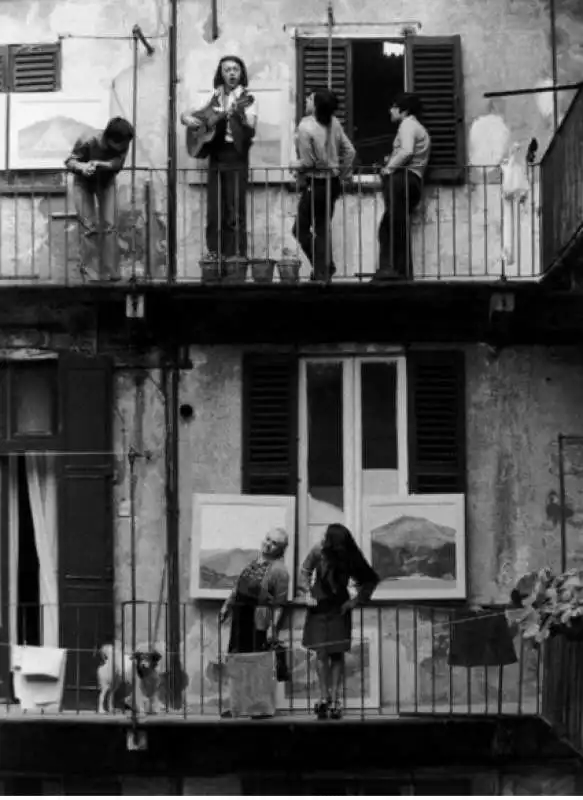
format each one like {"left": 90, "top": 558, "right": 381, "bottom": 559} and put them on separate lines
{"left": 58, "top": 354, "right": 114, "bottom": 709}
{"left": 406, "top": 35, "right": 466, "bottom": 184}
{"left": 242, "top": 354, "right": 298, "bottom": 495}
{"left": 296, "top": 38, "right": 352, "bottom": 134}
{"left": 0, "top": 47, "right": 8, "bottom": 93}
{"left": 408, "top": 350, "right": 466, "bottom": 493}
{"left": 9, "top": 43, "right": 61, "bottom": 92}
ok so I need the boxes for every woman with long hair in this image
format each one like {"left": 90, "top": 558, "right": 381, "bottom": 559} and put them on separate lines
{"left": 298, "top": 524, "right": 378, "bottom": 719}
{"left": 292, "top": 89, "right": 355, "bottom": 281}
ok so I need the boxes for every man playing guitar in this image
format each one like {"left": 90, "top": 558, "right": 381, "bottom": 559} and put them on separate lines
{"left": 181, "top": 56, "right": 257, "bottom": 262}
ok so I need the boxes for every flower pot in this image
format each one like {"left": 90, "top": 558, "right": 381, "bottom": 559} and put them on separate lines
{"left": 250, "top": 258, "right": 275, "bottom": 284}
{"left": 277, "top": 258, "right": 301, "bottom": 284}
{"left": 223, "top": 256, "right": 248, "bottom": 283}
{"left": 199, "top": 258, "right": 221, "bottom": 284}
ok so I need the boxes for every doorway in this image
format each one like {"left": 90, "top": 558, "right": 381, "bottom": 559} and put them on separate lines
{"left": 17, "top": 455, "right": 40, "bottom": 646}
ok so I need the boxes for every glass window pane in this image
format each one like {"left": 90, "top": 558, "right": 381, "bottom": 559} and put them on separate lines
{"left": 361, "top": 361, "right": 398, "bottom": 495}
{"left": 12, "top": 363, "right": 57, "bottom": 436}
{"left": 306, "top": 361, "right": 344, "bottom": 548}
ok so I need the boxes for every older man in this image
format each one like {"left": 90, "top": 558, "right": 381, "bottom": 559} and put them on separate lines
{"left": 219, "top": 527, "right": 289, "bottom": 654}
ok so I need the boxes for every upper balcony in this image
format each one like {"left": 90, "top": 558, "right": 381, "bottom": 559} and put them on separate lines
{"left": 0, "top": 164, "right": 542, "bottom": 287}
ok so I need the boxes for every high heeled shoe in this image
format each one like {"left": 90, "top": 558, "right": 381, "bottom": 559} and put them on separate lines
{"left": 314, "top": 698, "right": 330, "bottom": 720}
{"left": 329, "top": 699, "right": 343, "bottom": 720}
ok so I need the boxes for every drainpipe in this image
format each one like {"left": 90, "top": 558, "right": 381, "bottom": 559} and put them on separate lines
{"left": 165, "top": 0, "right": 182, "bottom": 706}
{"left": 550, "top": 0, "right": 558, "bottom": 132}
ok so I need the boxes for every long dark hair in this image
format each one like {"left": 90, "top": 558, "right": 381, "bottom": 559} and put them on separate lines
{"left": 321, "top": 523, "right": 377, "bottom": 590}
{"left": 313, "top": 88, "right": 338, "bottom": 127}
{"left": 213, "top": 55, "right": 249, "bottom": 88}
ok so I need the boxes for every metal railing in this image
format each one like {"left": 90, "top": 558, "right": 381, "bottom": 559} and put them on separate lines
{"left": 541, "top": 86, "right": 583, "bottom": 274}
{"left": 2, "top": 601, "right": 542, "bottom": 720}
{"left": 541, "top": 634, "right": 583, "bottom": 755}
{"left": 0, "top": 165, "right": 542, "bottom": 285}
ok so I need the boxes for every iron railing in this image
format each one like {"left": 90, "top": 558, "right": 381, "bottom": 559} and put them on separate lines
{"left": 3, "top": 601, "right": 542, "bottom": 720}
{"left": 0, "top": 165, "right": 542, "bottom": 285}
{"left": 541, "top": 85, "right": 583, "bottom": 273}
{"left": 541, "top": 634, "right": 583, "bottom": 755}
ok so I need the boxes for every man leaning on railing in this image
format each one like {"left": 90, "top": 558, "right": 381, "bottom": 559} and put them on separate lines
{"left": 376, "top": 93, "right": 431, "bottom": 281}
{"left": 64, "top": 117, "right": 134, "bottom": 282}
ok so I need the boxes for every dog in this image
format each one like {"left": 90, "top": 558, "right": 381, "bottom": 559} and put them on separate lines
{"left": 97, "top": 643, "right": 163, "bottom": 714}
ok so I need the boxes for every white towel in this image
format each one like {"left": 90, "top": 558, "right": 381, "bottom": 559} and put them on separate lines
{"left": 20, "top": 646, "right": 65, "bottom": 681}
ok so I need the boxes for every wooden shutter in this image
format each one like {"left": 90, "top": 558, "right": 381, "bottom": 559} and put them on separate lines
{"left": 406, "top": 35, "right": 466, "bottom": 184}
{"left": 242, "top": 354, "right": 298, "bottom": 495}
{"left": 9, "top": 43, "right": 61, "bottom": 92}
{"left": 58, "top": 354, "right": 114, "bottom": 709}
{"left": 296, "top": 38, "right": 352, "bottom": 134}
{"left": 0, "top": 46, "right": 9, "bottom": 93}
{"left": 408, "top": 350, "right": 466, "bottom": 494}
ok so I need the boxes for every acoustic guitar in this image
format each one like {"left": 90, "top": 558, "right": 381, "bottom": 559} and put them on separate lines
{"left": 185, "top": 93, "right": 255, "bottom": 159}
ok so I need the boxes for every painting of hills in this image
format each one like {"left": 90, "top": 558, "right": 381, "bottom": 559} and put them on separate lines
{"left": 199, "top": 547, "right": 258, "bottom": 590}
{"left": 365, "top": 496, "right": 465, "bottom": 598}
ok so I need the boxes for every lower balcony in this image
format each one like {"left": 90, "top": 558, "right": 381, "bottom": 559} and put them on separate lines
{"left": 1, "top": 601, "right": 542, "bottom": 722}
{"left": 0, "top": 165, "right": 542, "bottom": 286}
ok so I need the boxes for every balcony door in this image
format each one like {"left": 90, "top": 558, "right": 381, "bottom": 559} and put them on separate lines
{"left": 298, "top": 356, "right": 408, "bottom": 562}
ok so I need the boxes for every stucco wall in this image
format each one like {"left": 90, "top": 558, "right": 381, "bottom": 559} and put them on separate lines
{"left": 1, "top": 0, "right": 582, "bottom": 280}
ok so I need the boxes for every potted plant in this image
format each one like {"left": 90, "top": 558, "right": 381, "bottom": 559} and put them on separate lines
{"left": 222, "top": 254, "right": 249, "bottom": 283}
{"left": 277, "top": 247, "right": 302, "bottom": 284}
{"left": 199, "top": 253, "right": 221, "bottom": 284}
{"left": 248, "top": 240, "right": 276, "bottom": 284}
{"left": 511, "top": 567, "right": 583, "bottom": 644}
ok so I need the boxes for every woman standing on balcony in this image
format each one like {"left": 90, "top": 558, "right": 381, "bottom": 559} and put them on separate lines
{"left": 180, "top": 56, "right": 257, "bottom": 261}
{"left": 298, "top": 524, "right": 378, "bottom": 719}
{"left": 292, "top": 89, "right": 355, "bottom": 282}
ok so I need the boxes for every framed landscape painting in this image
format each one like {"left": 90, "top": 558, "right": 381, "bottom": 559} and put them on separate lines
{"left": 276, "top": 623, "right": 380, "bottom": 711}
{"left": 362, "top": 494, "right": 466, "bottom": 600}
{"left": 189, "top": 493, "right": 296, "bottom": 600}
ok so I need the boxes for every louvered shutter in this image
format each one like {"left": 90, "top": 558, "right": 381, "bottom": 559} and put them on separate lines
{"left": 10, "top": 43, "right": 61, "bottom": 92}
{"left": 58, "top": 354, "right": 114, "bottom": 709}
{"left": 406, "top": 35, "right": 466, "bottom": 184}
{"left": 408, "top": 350, "right": 466, "bottom": 493}
{"left": 242, "top": 354, "right": 298, "bottom": 495}
{"left": 296, "top": 38, "right": 352, "bottom": 134}
{"left": 0, "top": 47, "right": 8, "bottom": 93}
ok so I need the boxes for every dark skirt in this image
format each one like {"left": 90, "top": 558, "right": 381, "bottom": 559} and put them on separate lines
{"left": 228, "top": 603, "right": 268, "bottom": 654}
{"left": 302, "top": 606, "right": 352, "bottom": 654}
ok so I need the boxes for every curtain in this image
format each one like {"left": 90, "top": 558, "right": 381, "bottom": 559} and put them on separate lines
{"left": 25, "top": 454, "right": 58, "bottom": 647}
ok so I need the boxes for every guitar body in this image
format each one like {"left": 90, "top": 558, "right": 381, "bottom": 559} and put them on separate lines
{"left": 185, "top": 93, "right": 255, "bottom": 159}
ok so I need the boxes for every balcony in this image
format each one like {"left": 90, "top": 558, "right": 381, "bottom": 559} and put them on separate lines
{"left": 541, "top": 634, "right": 583, "bottom": 757}
{"left": 3, "top": 601, "right": 541, "bottom": 721}
{"left": 541, "top": 86, "right": 583, "bottom": 276}
{"left": 0, "top": 165, "right": 542, "bottom": 287}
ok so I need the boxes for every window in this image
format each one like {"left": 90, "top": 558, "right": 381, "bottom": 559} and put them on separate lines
{"left": 242, "top": 351, "right": 466, "bottom": 564}
{"left": 296, "top": 35, "right": 465, "bottom": 183}
{"left": 0, "top": 43, "right": 61, "bottom": 93}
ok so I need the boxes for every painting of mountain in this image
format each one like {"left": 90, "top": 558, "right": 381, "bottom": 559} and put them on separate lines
{"left": 199, "top": 547, "right": 258, "bottom": 590}
{"left": 364, "top": 496, "right": 465, "bottom": 600}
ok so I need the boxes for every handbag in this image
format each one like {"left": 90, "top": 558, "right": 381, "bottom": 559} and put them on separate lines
{"left": 268, "top": 639, "right": 290, "bottom": 683}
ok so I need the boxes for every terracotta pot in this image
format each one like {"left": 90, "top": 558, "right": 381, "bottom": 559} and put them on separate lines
{"left": 250, "top": 259, "right": 275, "bottom": 283}
{"left": 223, "top": 256, "right": 248, "bottom": 283}
{"left": 277, "top": 258, "right": 301, "bottom": 284}
{"left": 199, "top": 258, "right": 221, "bottom": 284}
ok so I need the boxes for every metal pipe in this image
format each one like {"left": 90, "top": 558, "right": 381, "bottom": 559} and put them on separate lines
{"left": 130, "top": 30, "right": 138, "bottom": 233}
{"left": 484, "top": 82, "right": 583, "bottom": 99}
{"left": 167, "top": 0, "right": 178, "bottom": 284}
{"left": 558, "top": 434, "right": 567, "bottom": 572}
{"left": 550, "top": 0, "right": 559, "bottom": 132}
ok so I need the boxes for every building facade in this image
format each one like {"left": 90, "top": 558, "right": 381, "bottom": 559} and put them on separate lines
{"left": 0, "top": 0, "right": 581, "bottom": 793}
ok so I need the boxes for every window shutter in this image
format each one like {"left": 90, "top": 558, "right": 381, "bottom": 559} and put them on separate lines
{"left": 296, "top": 38, "right": 352, "bottom": 134}
{"left": 9, "top": 43, "right": 61, "bottom": 92}
{"left": 0, "top": 46, "right": 8, "bottom": 93}
{"left": 242, "top": 354, "right": 298, "bottom": 495}
{"left": 406, "top": 35, "right": 466, "bottom": 184}
{"left": 58, "top": 354, "right": 114, "bottom": 709}
{"left": 408, "top": 350, "right": 466, "bottom": 494}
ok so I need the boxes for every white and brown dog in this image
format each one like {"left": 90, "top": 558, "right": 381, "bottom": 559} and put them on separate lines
{"left": 97, "top": 643, "right": 163, "bottom": 714}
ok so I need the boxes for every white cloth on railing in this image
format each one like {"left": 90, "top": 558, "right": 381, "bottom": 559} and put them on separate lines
{"left": 11, "top": 645, "right": 67, "bottom": 711}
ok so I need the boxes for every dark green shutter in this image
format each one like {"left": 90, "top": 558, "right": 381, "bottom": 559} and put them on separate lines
{"left": 10, "top": 43, "right": 61, "bottom": 92}
{"left": 408, "top": 350, "right": 466, "bottom": 493}
{"left": 58, "top": 354, "right": 114, "bottom": 709}
{"left": 406, "top": 35, "right": 466, "bottom": 184}
{"left": 296, "top": 38, "right": 352, "bottom": 134}
{"left": 242, "top": 354, "right": 298, "bottom": 495}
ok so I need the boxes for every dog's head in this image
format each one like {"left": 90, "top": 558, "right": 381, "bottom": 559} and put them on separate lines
{"left": 132, "top": 650, "right": 163, "bottom": 679}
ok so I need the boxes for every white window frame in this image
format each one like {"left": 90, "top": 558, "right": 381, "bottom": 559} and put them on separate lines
{"left": 298, "top": 355, "right": 408, "bottom": 560}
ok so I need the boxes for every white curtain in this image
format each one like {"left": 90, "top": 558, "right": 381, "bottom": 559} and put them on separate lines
{"left": 25, "top": 454, "right": 58, "bottom": 647}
